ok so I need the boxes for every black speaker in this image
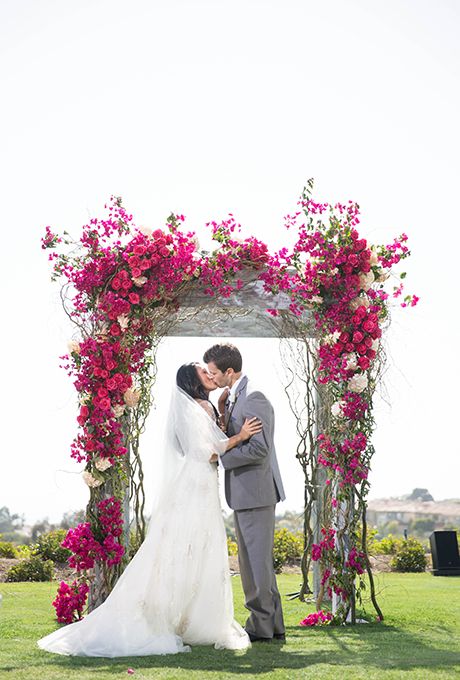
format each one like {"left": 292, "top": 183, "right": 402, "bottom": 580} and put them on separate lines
{"left": 430, "top": 531, "right": 460, "bottom": 576}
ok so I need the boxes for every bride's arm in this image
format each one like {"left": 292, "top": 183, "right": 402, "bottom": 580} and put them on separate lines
{"left": 223, "top": 417, "right": 262, "bottom": 452}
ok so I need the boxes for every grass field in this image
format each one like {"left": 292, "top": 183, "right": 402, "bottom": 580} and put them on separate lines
{"left": 1, "top": 572, "right": 459, "bottom": 680}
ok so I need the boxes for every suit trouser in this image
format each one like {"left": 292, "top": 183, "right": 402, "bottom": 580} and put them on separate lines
{"left": 234, "top": 505, "right": 285, "bottom": 638}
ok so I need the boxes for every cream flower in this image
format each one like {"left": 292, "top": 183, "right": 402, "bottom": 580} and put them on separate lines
{"left": 67, "top": 340, "right": 81, "bottom": 355}
{"left": 369, "top": 249, "right": 379, "bottom": 266}
{"left": 138, "top": 225, "right": 153, "bottom": 237}
{"left": 371, "top": 338, "right": 380, "bottom": 352}
{"left": 324, "top": 331, "right": 340, "bottom": 346}
{"left": 113, "top": 404, "right": 126, "bottom": 418}
{"left": 79, "top": 393, "right": 91, "bottom": 405}
{"left": 348, "top": 373, "right": 368, "bottom": 393}
{"left": 133, "top": 276, "right": 148, "bottom": 287}
{"left": 123, "top": 388, "right": 141, "bottom": 408}
{"left": 94, "top": 457, "right": 112, "bottom": 472}
{"left": 345, "top": 352, "right": 358, "bottom": 371}
{"left": 359, "top": 271, "right": 375, "bottom": 291}
{"left": 117, "top": 314, "right": 130, "bottom": 331}
{"left": 310, "top": 295, "right": 323, "bottom": 304}
{"left": 331, "top": 400, "right": 346, "bottom": 417}
{"left": 82, "top": 471, "right": 103, "bottom": 488}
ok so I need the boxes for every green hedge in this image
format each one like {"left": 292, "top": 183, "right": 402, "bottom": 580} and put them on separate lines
{"left": 5, "top": 556, "right": 54, "bottom": 582}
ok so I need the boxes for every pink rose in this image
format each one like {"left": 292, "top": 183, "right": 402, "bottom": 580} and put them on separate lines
{"left": 110, "top": 323, "right": 121, "bottom": 337}
{"left": 129, "top": 293, "right": 140, "bottom": 305}
{"left": 353, "top": 331, "right": 364, "bottom": 344}
{"left": 358, "top": 356, "right": 370, "bottom": 370}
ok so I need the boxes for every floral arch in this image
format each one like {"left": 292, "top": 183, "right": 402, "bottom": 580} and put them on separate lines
{"left": 42, "top": 180, "right": 417, "bottom": 626}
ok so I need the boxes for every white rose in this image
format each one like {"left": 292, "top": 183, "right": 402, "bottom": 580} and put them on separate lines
{"left": 117, "top": 314, "right": 130, "bottom": 330}
{"left": 359, "top": 271, "right": 375, "bottom": 291}
{"left": 348, "top": 373, "right": 368, "bottom": 393}
{"left": 324, "top": 331, "right": 340, "bottom": 346}
{"left": 138, "top": 225, "right": 153, "bottom": 237}
{"left": 310, "top": 295, "right": 323, "bottom": 304}
{"left": 113, "top": 404, "right": 126, "bottom": 418}
{"left": 124, "top": 388, "right": 141, "bottom": 408}
{"left": 79, "top": 393, "right": 91, "bottom": 405}
{"left": 94, "top": 457, "right": 112, "bottom": 472}
{"left": 371, "top": 338, "right": 380, "bottom": 352}
{"left": 133, "top": 276, "right": 148, "bottom": 287}
{"left": 345, "top": 352, "right": 358, "bottom": 371}
{"left": 67, "top": 340, "right": 81, "bottom": 355}
{"left": 82, "top": 471, "right": 103, "bottom": 488}
{"left": 331, "top": 400, "right": 346, "bottom": 417}
{"left": 369, "top": 249, "right": 379, "bottom": 266}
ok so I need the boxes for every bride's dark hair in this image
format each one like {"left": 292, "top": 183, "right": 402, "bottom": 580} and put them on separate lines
{"left": 176, "top": 363, "right": 209, "bottom": 401}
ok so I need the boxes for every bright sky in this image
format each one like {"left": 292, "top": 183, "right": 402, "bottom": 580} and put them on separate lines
{"left": 1, "top": 0, "right": 459, "bottom": 525}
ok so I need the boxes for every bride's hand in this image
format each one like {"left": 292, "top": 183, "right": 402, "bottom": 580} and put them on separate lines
{"left": 209, "top": 453, "right": 218, "bottom": 463}
{"left": 240, "top": 417, "right": 263, "bottom": 441}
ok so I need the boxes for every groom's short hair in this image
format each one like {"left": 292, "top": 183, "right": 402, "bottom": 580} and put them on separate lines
{"left": 203, "top": 343, "right": 242, "bottom": 372}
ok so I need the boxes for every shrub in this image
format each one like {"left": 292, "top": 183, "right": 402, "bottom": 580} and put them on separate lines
{"left": 371, "top": 534, "right": 404, "bottom": 555}
{"left": 32, "top": 529, "right": 71, "bottom": 563}
{"left": 227, "top": 537, "right": 238, "bottom": 556}
{"left": 273, "top": 528, "right": 303, "bottom": 573}
{"left": 390, "top": 538, "right": 427, "bottom": 573}
{"left": 15, "top": 544, "right": 33, "bottom": 559}
{"left": 5, "top": 556, "right": 54, "bottom": 582}
{"left": 0, "top": 541, "right": 17, "bottom": 558}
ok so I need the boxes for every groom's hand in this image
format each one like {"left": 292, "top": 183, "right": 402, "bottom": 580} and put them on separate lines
{"left": 209, "top": 453, "right": 219, "bottom": 463}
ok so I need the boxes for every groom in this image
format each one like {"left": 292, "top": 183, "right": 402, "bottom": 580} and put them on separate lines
{"left": 203, "top": 343, "right": 286, "bottom": 643}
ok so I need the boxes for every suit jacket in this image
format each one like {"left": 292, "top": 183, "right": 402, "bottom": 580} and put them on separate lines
{"left": 220, "top": 376, "right": 285, "bottom": 511}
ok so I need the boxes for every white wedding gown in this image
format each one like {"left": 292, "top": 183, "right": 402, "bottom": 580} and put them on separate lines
{"left": 38, "top": 388, "right": 250, "bottom": 656}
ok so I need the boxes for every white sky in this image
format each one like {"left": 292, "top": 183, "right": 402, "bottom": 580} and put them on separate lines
{"left": 1, "top": 0, "right": 459, "bottom": 525}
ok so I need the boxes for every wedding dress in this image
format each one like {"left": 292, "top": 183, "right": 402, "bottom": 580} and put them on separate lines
{"left": 38, "top": 387, "right": 250, "bottom": 656}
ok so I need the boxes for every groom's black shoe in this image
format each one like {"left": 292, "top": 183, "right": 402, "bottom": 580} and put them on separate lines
{"left": 273, "top": 633, "right": 286, "bottom": 642}
{"left": 245, "top": 630, "right": 272, "bottom": 643}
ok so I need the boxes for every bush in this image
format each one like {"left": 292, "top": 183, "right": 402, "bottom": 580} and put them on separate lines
{"left": 371, "top": 534, "right": 404, "bottom": 555}
{"left": 32, "top": 529, "right": 71, "bottom": 563}
{"left": 5, "top": 556, "right": 54, "bottom": 582}
{"left": 0, "top": 540, "right": 17, "bottom": 558}
{"left": 273, "top": 528, "right": 303, "bottom": 573}
{"left": 390, "top": 538, "right": 427, "bottom": 573}
{"left": 15, "top": 544, "right": 32, "bottom": 559}
{"left": 227, "top": 537, "right": 238, "bottom": 556}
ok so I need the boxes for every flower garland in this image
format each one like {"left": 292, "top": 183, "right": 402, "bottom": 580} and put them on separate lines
{"left": 42, "top": 183, "right": 416, "bottom": 624}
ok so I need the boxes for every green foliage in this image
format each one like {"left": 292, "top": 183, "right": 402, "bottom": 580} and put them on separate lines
{"left": 15, "top": 544, "right": 33, "bottom": 559}
{"left": 0, "top": 539, "right": 17, "bottom": 558}
{"left": 5, "top": 556, "right": 54, "bottom": 582}
{"left": 227, "top": 537, "right": 238, "bottom": 556}
{"left": 391, "top": 538, "right": 427, "bottom": 573}
{"left": 273, "top": 528, "right": 303, "bottom": 573}
{"left": 32, "top": 529, "right": 71, "bottom": 563}
{"left": 371, "top": 534, "right": 404, "bottom": 555}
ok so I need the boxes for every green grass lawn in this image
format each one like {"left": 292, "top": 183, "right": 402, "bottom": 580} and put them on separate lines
{"left": 0, "top": 572, "right": 459, "bottom": 680}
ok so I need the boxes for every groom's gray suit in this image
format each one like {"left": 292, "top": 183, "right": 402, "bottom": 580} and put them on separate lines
{"left": 220, "top": 376, "right": 285, "bottom": 639}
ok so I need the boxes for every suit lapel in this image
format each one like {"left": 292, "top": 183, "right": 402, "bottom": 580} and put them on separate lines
{"left": 224, "top": 376, "right": 248, "bottom": 432}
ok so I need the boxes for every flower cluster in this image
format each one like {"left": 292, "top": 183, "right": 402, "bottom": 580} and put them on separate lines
{"left": 299, "top": 610, "right": 333, "bottom": 627}
{"left": 52, "top": 579, "right": 90, "bottom": 624}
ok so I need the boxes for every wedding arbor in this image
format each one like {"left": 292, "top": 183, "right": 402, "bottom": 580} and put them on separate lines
{"left": 42, "top": 181, "right": 416, "bottom": 626}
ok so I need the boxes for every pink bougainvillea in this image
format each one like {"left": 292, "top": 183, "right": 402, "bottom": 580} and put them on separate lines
{"left": 42, "top": 183, "right": 417, "bottom": 624}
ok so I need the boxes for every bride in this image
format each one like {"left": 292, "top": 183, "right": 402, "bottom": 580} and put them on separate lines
{"left": 38, "top": 363, "right": 262, "bottom": 657}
